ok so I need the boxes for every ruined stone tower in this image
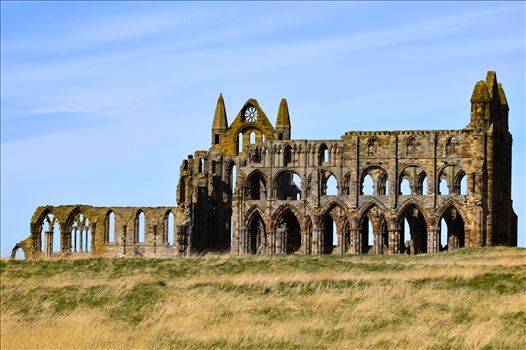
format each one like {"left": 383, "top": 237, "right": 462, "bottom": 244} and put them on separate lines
{"left": 15, "top": 71, "right": 517, "bottom": 259}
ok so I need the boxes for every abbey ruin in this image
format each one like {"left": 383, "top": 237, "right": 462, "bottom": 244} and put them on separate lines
{"left": 13, "top": 71, "right": 518, "bottom": 259}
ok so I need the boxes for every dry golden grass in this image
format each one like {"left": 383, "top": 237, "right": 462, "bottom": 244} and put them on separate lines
{"left": 1, "top": 247, "right": 525, "bottom": 349}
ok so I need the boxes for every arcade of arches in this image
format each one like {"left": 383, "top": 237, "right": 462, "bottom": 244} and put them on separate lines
{"left": 17, "top": 72, "right": 516, "bottom": 259}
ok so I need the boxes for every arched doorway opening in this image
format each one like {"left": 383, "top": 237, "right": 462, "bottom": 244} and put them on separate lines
{"left": 275, "top": 209, "right": 301, "bottom": 254}
{"left": 10, "top": 245, "right": 26, "bottom": 260}
{"left": 320, "top": 204, "right": 345, "bottom": 254}
{"left": 398, "top": 204, "right": 428, "bottom": 254}
{"left": 358, "top": 205, "right": 388, "bottom": 254}
{"left": 247, "top": 211, "right": 266, "bottom": 254}
{"left": 439, "top": 206, "right": 465, "bottom": 251}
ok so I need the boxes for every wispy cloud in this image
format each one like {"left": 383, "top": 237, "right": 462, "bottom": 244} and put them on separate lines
{"left": 2, "top": 4, "right": 517, "bottom": 125}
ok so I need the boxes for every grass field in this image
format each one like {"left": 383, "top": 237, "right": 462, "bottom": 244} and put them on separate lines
{"left": 1, "top": 247, "right": 525, "bottom": 349}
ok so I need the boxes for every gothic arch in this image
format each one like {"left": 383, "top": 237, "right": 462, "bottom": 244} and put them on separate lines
{"left": 245, "top": 208, "right": 267, "bottom": 254}
{"left": 399, "top": 163, "right": 431, "bottom": 175}
{"left": 319, "top": 198, "right": 348, "bottom": 219}
{"left": 399, "top": 164, "right": 431, "bottom": 193}
{"left": 162, "top": 209, "right": 176, "bottom": 246}
{"left": 357, "top": 201, "right": 388, "bottom": 254}
{"left": 31, "top": 205, "right": 56, "bottom": 227}
{"left": 359, "top": 165, "right": 389, "bottom": 195}
{"left": 32, "top": 207, "right": 62, "bottom": 256}
{"left": 246, "top": 169, "right": 269, "bottom": 184}
{"left": 134, "top": 209, "right": 146, "bottom": 244}
{"left": 357, "top": 198, "right": 388, "bottom": 220}
{"left": 273, "top": 169, "right": 302, "bottom": 200}
{"left": 434, "top": 199, "right": 467, "bottom": 229}
{"left": 435, "top": 201, "right": 466, "bottom": 251}
{"left": 320, "top": 201, "right": 347, "bottom": 254}
{"left": 320, "top": 168, "right": 338, "bottom": 196}
{"left": 437, "top": 164, "right": 466, "bottom": 195}
{"left": 283, "top": 143, "right": 293, "bottom": 166}
{"left": 397, "top": 199, "right": 431, "bottom": 227}
{"left": 318, "top": 143, "right": 329, "bottom": 165}
{"left": 63, "top": 205, "right": 84, "bottom": 231}
{"left": 245, "top": 170, "right": 268, "bottom": 200}
{"left": 272, "top": 169, "right": 302, "bottom": 184}
{"left": 271, "top": 204, "right": 303, "bottom": 254}
{"left": 244, "top": 205, "right": 271, "bottom": 229}
{"left": 10, "top": 244, "right": 28, "bottom": 260}
{"left": 342, "top": 172, "right": 352, "bottom": 195}
{"left": 397, "top": 201, "right": 429, "bottom": 254}
{"left": 270, "top": 204, "right": 305, "bottom": 232}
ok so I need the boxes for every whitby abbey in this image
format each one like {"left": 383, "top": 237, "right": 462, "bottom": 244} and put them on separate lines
{"left": 13, "top": 71, "right": 518, "bottom": 259}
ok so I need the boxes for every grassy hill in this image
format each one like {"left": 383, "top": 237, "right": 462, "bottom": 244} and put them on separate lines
{"left": 1, "top": 247, "right": 525, "bottom": 349}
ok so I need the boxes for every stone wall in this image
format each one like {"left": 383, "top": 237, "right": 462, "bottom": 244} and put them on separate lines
{"left": 18, "top": 71, "right": 517, "bottom": 259}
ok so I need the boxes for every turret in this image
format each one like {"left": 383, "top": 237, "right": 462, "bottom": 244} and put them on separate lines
{"left": 211, "top": 94, "right": 228, "bottom": 145}
{"left": 469, "top": 80, "right": 491, "bottom": 130}
{"left": 468, "top": 71, "right": 510, "bottom": 131}
{"left": 275, "top": 98, "right": 291, "bottom": 140}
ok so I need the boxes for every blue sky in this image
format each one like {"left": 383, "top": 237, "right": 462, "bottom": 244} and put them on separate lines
{"left": 1, "top": 1, "right": 524, "bottom": 256}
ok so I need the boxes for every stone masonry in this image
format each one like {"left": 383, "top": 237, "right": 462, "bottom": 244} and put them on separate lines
{"left": 14, "top": 71, "right": 517, "bottom": 259}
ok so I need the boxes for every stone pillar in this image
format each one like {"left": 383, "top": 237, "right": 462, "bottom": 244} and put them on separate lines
{"left": 427, "top": 227, "right": 439, "bottom": 253}
{"left": 239, "top": 227, "right": 248, "bottom": 254}
{"left": 176, "top": 224, "right": 188, "bottom": 255}
{"left": 339, "top": 232, "right": 344, "bottom": 255}
{"left": 63, "top": 230, "right": 71, "bottom": 254}
{"left": 91, "top": 223, "right": 96, "bottom": 255}
{"left": 449, "top": 234, "right": 460, "bottom": 251}
{"left": 282, "top": 227, "right": 287, "bottom": 254}
{"left": 238, "top": 227, "right": 244, "bottom": 254}
{"left": 302, "top": 232, "right": 311, "bottom": 255}
{"left": 275, "top": 227, "right": 283, "bottom": 254}
{"left": 388, "top": 229, "right": 401, "bottom": 254}
{"left": 122, "top": 225, "right": 127, "bottom": 256}
{"left": 373, "top": 233, "right": 381, "bottom": 255}
{"left": 84, "top": 227, "right": 90, "bottom": 252}
{"left": 348, "top": 228, "right": 358, "bottom": 254}
{"left": 73, "top": 229, "right": 78, "bottom": 252}
{"left": 45, "top": 231, "right": 52, "bottom": 257}
{"left": 311, "top": 227, "right": 321, "bottom": 255}
{"left": 267, "top": 230, "right": 275, "bottom": 254}
{"left": 260, "top": 230, "right": 267, "bottom": 254}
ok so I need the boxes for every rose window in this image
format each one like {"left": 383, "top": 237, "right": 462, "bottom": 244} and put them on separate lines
{"left": 244, "top": 106, "right": 258, "bottom": 122}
